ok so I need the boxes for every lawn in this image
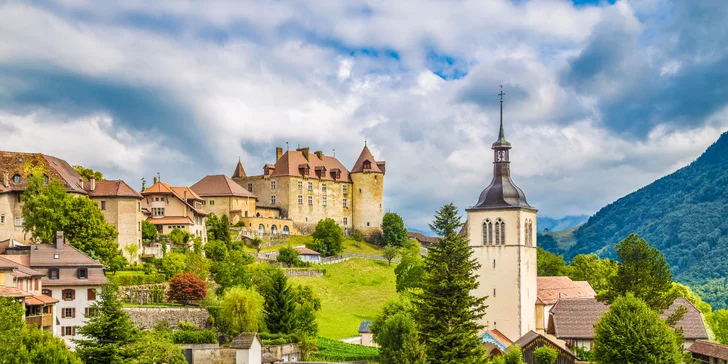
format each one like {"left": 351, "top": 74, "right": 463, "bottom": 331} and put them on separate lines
{"left": 290, "top": 258, "right": 397, "bottom": 339}
{"left": 243, "top": 235, "right": 384, "bottom": 256}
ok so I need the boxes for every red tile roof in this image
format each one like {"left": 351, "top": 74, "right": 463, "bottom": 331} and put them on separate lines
{"left": 294, "top": 247, "right": 320, "bottom": 256}
{"left": 28, "top": 244, "right": 103, "bottom": 268}
{"left": 351, "top": 146, "right": 384, "bottom": 173}
{"left": 266, "top": 149, "right": 352, "bottom": 182}
{"left": 548, "top": 298, "right": 610, "bottom": 339}
{"left": 171, "top": 186, "right": 202, "bottom": 201}
{"left": 143, "top": 181, "right": 207, "bottom": 216}
{"left": 232, "top": 161, "right": 247, "bottom": 179}
{"left": 689, "top": 340, "right": 728, "bottom": 360}
{"left": 0, "top": 287, "right": 32, "bottom": 297}
{"left": 486, "top": 329, "right": 513, "bottom": 347}
{"left": 0, "top": 151, "right": 87, "bottom": 195}
{"left": 146, "top": 216, "right": 194, "bottom": 225}
{"left": 83, "top": 180, "right": 142, "bottom": 198}
{"left": 0, "top": 256, "right": 44, "bottom": 277}
{"left": 26, "top": 294, "right": 59, "bottom": 305}
{"left": 537, "top": 276, "right": 596, "bottom": 305}
{"left": 407, "top": 232, "right": 438, "bottom": 245}
{"left": 191, "top": 175, "right": 257, "bottom": 198}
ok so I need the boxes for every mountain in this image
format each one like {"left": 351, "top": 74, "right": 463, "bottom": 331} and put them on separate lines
{"left": 407, "top": 227, "right": 435, "bottom": 237}
{"left": 563, "top": 132, "right": 728, "bottom": 308}
{"left": 537, "top": 215, "right": 589, "bottom": 232}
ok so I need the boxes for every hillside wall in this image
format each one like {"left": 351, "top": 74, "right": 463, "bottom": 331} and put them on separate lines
{"left": 123, "top": 306, "right": 209, "bottom": 330}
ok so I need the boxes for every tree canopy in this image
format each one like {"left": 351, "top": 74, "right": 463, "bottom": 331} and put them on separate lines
{"left": 382, "top": 212, "right": 408, "bottom": 247}
{"left": 312, "top": 218, "right": 344, "bottom": 257}
{"left": 72, "top": 165, "right": 104, "bottom": 181}
{"left": 371, "top": 297, "right": 426, "bottom": 364}
{"left": 221, "top": 286, "right": 265, "bottom": 337}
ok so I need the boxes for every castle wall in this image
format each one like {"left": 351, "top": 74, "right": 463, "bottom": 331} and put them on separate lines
{"left": 350, "top": 172, "right": 384, "bottom": 237}
{"left": 92, "top": 197, "right": 143, "bottom": 262}
{"left": 199, "top": 196, "right": 256, "bottom": 223}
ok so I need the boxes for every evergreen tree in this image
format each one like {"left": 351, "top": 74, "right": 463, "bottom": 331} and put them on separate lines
{"left": 261, "top": 269, "right": 297, "bottom": 334}
{"left": 593, "top": 294, "right": 683, "bottom": 364}
{"left": 382, "top": 212, "right": 408, "bottom": 247}
{"left": 75, "top": 284, "right": 139, "bottom": 363}
{"left": 414, "top": 203, "right": 487, "bottom": 364}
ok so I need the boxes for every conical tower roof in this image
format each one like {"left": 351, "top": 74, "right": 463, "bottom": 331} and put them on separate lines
{"left": 232, "top": 159, "right": 247, "bottom": 179}
{"left": 351, "top": 145, "right": 383, "bottom": 173}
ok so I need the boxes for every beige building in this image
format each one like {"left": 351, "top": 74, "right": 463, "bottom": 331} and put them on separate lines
{"left": 0, "top": 253, "right": 58, "bottom": 333}
{"left": 190, "top": 174, "right": 258, "bottom": 223}
{"left": 231, "top": 145, "right": 385, "bottom": 238}
{"left": 141, "top": 178, "right": 208, "bottom": 241}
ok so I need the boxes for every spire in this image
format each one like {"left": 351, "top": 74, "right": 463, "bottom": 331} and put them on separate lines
{"left": 232, "top": 159, "right": 247, "bottom": 179}
{"left": 493, "top": 85, "right": 511, "bottom": 150}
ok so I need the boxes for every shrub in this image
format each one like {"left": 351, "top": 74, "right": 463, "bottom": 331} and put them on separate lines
{"left": 106, "top": 273, "right": 167, "bottom": 286}
{"left": 534, "top": 346, "right": 558, "bottom": 364}
{"left": 172, "top": 329, "right": 217, "bottom": 344}
{"left": 277, "top": 246, "right": 302, "bottom": 267}
{"left": 161, "top": 252, "right": 186, "bottom": 279}
{"left": 166, "top": 273, "right": 207, "bottom": 305}
{"left": 308, "top": 337, "right": 379, "bottom": 361}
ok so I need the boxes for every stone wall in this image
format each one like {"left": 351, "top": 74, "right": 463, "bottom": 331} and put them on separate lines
{"left": 283, "top": 269, "right": 325, "bottom": 278}
{"left": 179, "top": 343, "right": 221, "bottom": 364}
{"left": 219, "top": 348, "right": 236, "bottom": 364}
{"left": 123, "top": 307, "right": 210, "bottom": 330}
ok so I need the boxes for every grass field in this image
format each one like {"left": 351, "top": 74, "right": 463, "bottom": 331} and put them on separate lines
{"left": 243, "top": 235, "right": 385, "bottom": 256}
{"left": 290, "top": 258, "right": 397, "bottom": 339}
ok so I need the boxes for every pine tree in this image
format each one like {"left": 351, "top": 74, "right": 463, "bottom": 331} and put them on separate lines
{"left": 414, "top": 203, "right": 487, "bottom": 364}
{"left": 75, "top": 284, "right": 139, "bottom": 364}
{"left": 262, "top": 269, "right": 297, "bottom": 334}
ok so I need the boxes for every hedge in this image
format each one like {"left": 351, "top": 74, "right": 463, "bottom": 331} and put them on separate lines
{"left": 107, "top": 273, "right": 167, "bottom": 286}
{"left": 259, "top": 332, "right": 299, "bottom": 345}
{"left": 172, "top": 329, "right": 218, "bottom": 344}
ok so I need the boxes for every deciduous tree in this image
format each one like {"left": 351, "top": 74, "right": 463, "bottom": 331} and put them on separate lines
{"left": 312, "top": 218, "right": 344, "bottom": 257}
{"left": 277, "top": 246, "right": 302, "bottom": 267}
{"left": 537, "top": 247, "right": 569, "bottom": 276}
{"left": 221, "top": 286, "right": 265, "bottom": 337}
{"left": 142, "top": 220, "right": 158, "bottom": 241}
{"left": 73, "top": 165, "right": 104, "bottom": 181}
{"left": 382, "top": 212, "right": 408, "bottom": 247}
{"left": 161, "top": 252, "right": 186, "bottom": 279}
{"left": 395, "top": 240, "right": 425, "bottom": 292}
{"left": 204, "top": 239, "right": 229, "bottom": 262}
{"left": 371, "top": 297, "right": 426, "bottom": 364}
{"left": 167, "top": 273, "right": 207, "bottom": 305}
{"left": 567, "top": 253, "right": 617, "bottom": 295}
{"left": 383, "top": 244, "right": 399, "bottom": 265}
{"left": 212, "top": 250, "right": 254, "bottom": 295}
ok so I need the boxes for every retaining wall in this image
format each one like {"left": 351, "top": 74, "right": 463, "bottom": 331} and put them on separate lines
{"left": 123, "top": 306, "right": 210, "bottom": 330}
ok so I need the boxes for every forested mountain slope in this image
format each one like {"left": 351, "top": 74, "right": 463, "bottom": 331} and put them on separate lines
{"left": 565, "top": 132, "right": 728, "bottom": 308}
{"left": 537, "top": 215, "right": 588, "bottom": 232}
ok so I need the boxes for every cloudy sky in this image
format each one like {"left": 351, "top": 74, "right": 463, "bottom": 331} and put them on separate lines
{"left": 2, "top": 0, "right": 727, "bottom": 230}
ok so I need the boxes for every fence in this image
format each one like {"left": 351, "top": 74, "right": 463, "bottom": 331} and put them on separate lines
{"left": 318, "top": 252, "right": 400, "bottom": 264}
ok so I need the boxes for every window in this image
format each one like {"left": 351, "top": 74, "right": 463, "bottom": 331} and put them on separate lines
{"left": 209, "top": 200, "right": 215, "bottom": 206}
{"left": 42, "top": 289, "right": 52, "bottom": 297}
{"left": 270, "top": 181, "right": 276, "bottom": 190}
{"left": 343, "top": 217, "right": 348, "bottom": 226}
{"left": 88, "top": 288, "right": 96, "bottom": 300}
{"left": 258, "top": 224, "right": 264, "bottom": 234}
{"left": 14, "top": 217, "right": 23, "bottom": 226}
{"left": 308, "top": 182, "right": 313, "bottom": 191}
{"left": 247, "top": 183, "right": 253, "bottom": 192}
{"left": 12, "top": 174, "right": 20, "bottom": 184}
{"left": 152, "top": 208, "right": 165, "bottom": 217}
{"left": 270, "top": 195, "right": 276, "bottom": 204}
{"left": 271, "top": 225, "right": 277, "bottom": 234}
{"left": 283, "top": 226, "right": 289, "bottom": 235}
{"left": 358, "top": 188, "right": 362, "bottom": 194}
{"left": 63, "top": 308, "right": 75, "bottom": 318}
{"left": 138, "top": 202, "right": 141, "bottom": 211}
{"left": 298, "top": 181, "right": 303, "bottom": 190}
{"left": 363, "top": 160, "right": 371, "bottom": 170}
{"left": 495, "top": 218, "right": 505, "bottom": 245}
{"left": 100, "top": 201, "right": 106, "bottom": 211}
{"left": 138, "top": 221, "right": 141, "bottom": 232}
{"left": 298, "top": 195, "right": 303, "bottom": 205}
{"left": 342, "top": 199, "right": 348, "bottom": 208}
{"left": 63, "top": 289, "right": 75, "bottom": 301}
{"left": 525, "top": 219, "right": 533, "bottom": 247}
{"left": 43, "top": 175, "right": 49, "bottom": 184}
{"left": 48, "top": 268, "right": 59, "bottom": 280}
{"left": 343, "top": 185, "right": 348, "bottom": 194}
{"left": 0, "top": 215, "right": 4, "bottom": 224}
{"left": 85, "top": 307, "right": 97, "bottom": 317}
{"left": 308, "top": 196, "right": 313, "bottom": 205}
{"left": 322, "top": 196, "right": 327, "bottom": 206}
{"left": 367, "top": 222, "right": 370, "bottom": 227}
{"left": 77, "top": 268, "right": 88, "bottom": 279}
{"left": 493, "top": 288, "right": 496, "bottom": 297}
{"left": 54, "top": 253, "right": 60, "bottom": 259}
{"left": 322, "top": 183, "right": 327, "bottom": 192}
{"left": 483, "top": 219, "right": 493, "bottom": 245}
{"left": 62, "top": 326, "right": 75, "bottom": 336}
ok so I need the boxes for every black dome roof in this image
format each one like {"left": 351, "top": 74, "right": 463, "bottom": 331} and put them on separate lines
{"left": 472, "top": 166, "right": 532, "bottom": 210}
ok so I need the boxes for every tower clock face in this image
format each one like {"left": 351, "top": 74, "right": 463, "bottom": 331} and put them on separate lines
{"left": 497, "top": 151, "right": 506, "bottom": 162}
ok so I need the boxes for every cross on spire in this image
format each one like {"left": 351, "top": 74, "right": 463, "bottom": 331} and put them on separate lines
{"left": 498, "top": 85, "right": 506, "bottom": 140}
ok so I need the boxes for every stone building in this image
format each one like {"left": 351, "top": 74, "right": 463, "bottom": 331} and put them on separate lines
{"left": 231, "top": 145, "right": 385, "bottom": 238}
{"left": 190, "top": 174, "right": 257, "bottom": 223}
{"left": 141, "top": 178, "right": 208, "bottom": 241}
{"left": 0, "top": 254, "right": 57, "bottom": 333}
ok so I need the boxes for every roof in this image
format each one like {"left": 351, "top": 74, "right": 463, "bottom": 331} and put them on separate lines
{"left": 548, "top": 298, "right": 610, "bottom": 339}
{"left": 689, "top": 340, "right": 728, "bottom": 360}
{"left": 0, "top": 287, "right": 32, "bottom": 297}
{"left": 513, "top": 330, "right": 575, "bottom": 359}
{"left": 141, "top": 180, "right": 176, "bottom": 195}
{"left": 1, "top": 254, "right": 30, "bottom": 266}
{"left": 407, "top": 232, "right": 438, "bottom": 245}
{"left": 0, "top": 256, "right": 44, "bottom": 277}
{"left": 232, "top": 160, "right": 247, "bottom": 179}
{"left": 661, "top": 297, "right": 708, "bottom": 340}
{"left": 262, "top": 352, "right": 278, "bottom": 363}
{"left": 171, "top": 186, "right": 202, "bottom": 201}
{"left": 482, "top": 329, "right": 513, "bottom": 350}
{"left": 294, "top": 247, "right": 321, "bottom": 256}
{"left": 191, "top": 175, "right": 257, "bottom": 198}
{"left": 146, "top": 216, "right": 194, "bottom": 225}
{"left": 230, "top": 332, "right": 261, "bottom": 349}
{"left": 25, "top": 294, "right": 59, "bottom": 305}
{"left": 351, "top": 146, "right": 384, "bottom": 173}
{"left": 264, "top": 148, "right": 353, "bottom": 182}
{"left": 0, "top": 151, "right": 87, "bottom": 195}
{"left": 537, "top": 276, "right": 596, "bottom": 305}
{"left": 28, "top": 244, "right": 103, "bottom": 268}
{"left": 83, "top": 180, "right": 142, "bottom": 198}
{"left": 142, "top": 181, "right": 207, "bottom": 216}
{"left": 359, "top": 321, "right": 372, "bottom": 333}
{"left": 38, "top": 267, "right": 108, "bottom": 286}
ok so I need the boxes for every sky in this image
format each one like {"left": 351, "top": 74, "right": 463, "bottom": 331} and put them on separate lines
{"left": 1, "top": 0, "right": 728, "bottom": 231}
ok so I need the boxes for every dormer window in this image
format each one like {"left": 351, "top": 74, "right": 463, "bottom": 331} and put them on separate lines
{"left": 363, "top": 160, "right": 372, "bottom": 170}
{"left": 12, "top": 174, "right": 21, "bottom": 184}
{"left": 48, "top": 268, "right": 59, "bottom": 280}
{"left": 77, "top": 268, "right": 88, "bottom": 279}
{"left": 43, "top": 175, "right": 49, "bottom": 184}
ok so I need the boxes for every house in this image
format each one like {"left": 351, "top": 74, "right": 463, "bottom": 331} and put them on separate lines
{"left": 688, "top": 340, "right": 728, "bottom": 364}
{"left": 359, "top": 321, "right": 374, "bottom": 346}
{"left": 513, "top": 331, "right": 577, "bottom": 364}
{"left": 231, "top": 332, "right": 262, "bottom": 364}
{"left": 190, "top": 174, "right": 258, "bottom": 223}
{"left": 141, "top": 178, "right": 208, "bottom": 242}
{"left": 407, "top": 232, "right": 437, "bottom": 247}
{"left": 662, "top": 297, "right": 710, "bottom": 348}
{"left": 294, "top": 246, "right": 321, "bottom": 263}
{"left": 482, "top": 329, "right": 513, "bottom": 356}
{"left": 536, "top": 277, "right": 595, "bottom": 333}
{"left": 0, "top": 255, "right": 57, "bottom": 332}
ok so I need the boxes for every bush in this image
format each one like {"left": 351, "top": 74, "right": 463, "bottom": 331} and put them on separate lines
{"left": 172, "top": 329, "right": 217, "bottom": 344}
{"left": 259, "top": 332, "right": 299, "bottom": 343}
{"left": 308, "top": 337, "right": 379, "bottom": 361}
{"left": 106, "top": 273, "right": 167, "bottom": 286}
{"left": 277, "top": 246, "right": 303, "bottom": 267}
{"left": 534, "top": 346, "right": 558, "bottom": 364}
{"left": 166, "top": 273, "right": 207, "bottom": 305}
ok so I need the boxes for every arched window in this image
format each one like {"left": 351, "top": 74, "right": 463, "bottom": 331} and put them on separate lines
{"left": 495, "top": 218, "right": 505, "bottom": 245}
{"left": 482, "top": 219, "right": 493, "bottom": 245}
{"left": 12, "top": 174, "right": 21, "bottom": 184}
{"left": 258, "top": 224, "right": 265, "bottom": 234}
{"left": 283, "top": 226, "right": 290, "bottom": 235}
{"left": 271, "top": 225, "right": 277, "bottom": 235}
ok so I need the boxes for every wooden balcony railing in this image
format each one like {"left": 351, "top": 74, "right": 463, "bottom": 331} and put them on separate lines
{"left": 26, "top": 314, "right": 53, "bottom": 328}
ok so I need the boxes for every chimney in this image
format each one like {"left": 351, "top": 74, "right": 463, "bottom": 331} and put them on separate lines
{"left": 90, "top": 177, "right": 96, "bottom": 191}
{"left": 56, "top": 231, "right": 64, "bottom": 250}
{"left": 314, "top": 150, "right": 324, "bottom": 160}
{"left": 153, "top": 176, "right": 158, "bottom": 185}
{"left": 297, "top": 147, "right": 310, "bottom": 161}
{"left": 276, "top": 147, "right": 283, "bottom": 161}
{"left": 184, "top": 191, "right": 187, "bottom": 200}
{"left": 3, "top": 172, "right": 7, "bottom": 187}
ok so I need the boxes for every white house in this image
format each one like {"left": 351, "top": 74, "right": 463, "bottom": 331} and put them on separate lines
{"left": 294, "top": 246, "right": 321, "bottom": 263}
{"left": 232, "top": 332, "right": 262, "bottom": 364}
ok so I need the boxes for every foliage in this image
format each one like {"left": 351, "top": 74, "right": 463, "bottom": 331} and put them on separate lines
{"left": 261, "top": 269, "right": 297, "bottom": 334}
{"left": 168, "top": 228, "right": 191, "bottom": 244}
{"left": 382, "top": 244, "right": 399, "bottom": 265}
{"left": 371, "top": 297, "right": 426, "bottom": 364}
{"left": 220, "top": 286, "right": 265, "bottom": 337}
{"left": 312, "top": 218, "right": 344, "bottom": 257}
{"left": 352, "top": 230, "right": 365, "bottom": 242}
{"left": 533, "top": 346, "right": 558, "bottom": 364}
{"left": 127, "top": 330, "right": 186, "bottom": 364}
{"left": 206, "top": 213, "right": 231, "bottom": 245}
{"left": 106, "top": 273, "right": 166, "bottom": 286}
{"left": 21, "top": 176, "right": 121, "bottom": 263}
{"left": 204, "top": 239, "right": 229, "bottom": 262}
{"left": 414, "top": 203, "right": 487, "bottom": 363}
{"left": 502, "top": 345, "right": 524, "bottom": 364}
{"left": 161, "top": 252, "right": 186, "bottom": 279}
{"left": 171, "top": 329, "right": 217, "bottom": 344}
{"left": 382, "top": 212, "right": 408, "bottom": 247}
{"left": 536, "top": 247, "right": 569, "bottom": 276}
{"left": 75, "top": 284, "right": 139, "bottom": 363}
{"left": 277, "top": 246, "right": 303, "bottom": 267}
{"left": 142, "top": 220, "right": 158, "bottom": 241}
{"left": 124, "top": 244, "right": 140, "bottom": 262}
{"left": 250, "top": 237, "right": 263, "bottom": 253}
{"left": 308, "top": 337, "right": 380, "bottom": 362}
{"left": 73, "top": 165, "right": 104, "bottom": 181}
{"left": 711, "top": 308, "right": 728, "bottom": 344}
{"left": 566, "top": 133, "right": 728, "bottom": 308}
{"left": 598, "top": 234, "right": 677, "bottom": 311}
{"left": 106, "top": 255, "right": 128, "bottom": 275}
{"left": 572, "top": 346, "right": 594, "bottom": 362}
{"left": 166, "top": 273, "right": 207, "bottom": 305}
{"left": 593, "top": 294, "right": 683, "bottom": 364}
{"left": 395, "top": 239, "right": 425, "bottom": 292}
{"left": 294, "top": 302, "right": 319, "bottom": 337}
{"left": 211, "top": 250, "right": 254, "bottom": 295}
{"left": 567, "top": 253, "right": 618, "bottom": 295}
{"left": 291, "top": 284, "right": 322, "bottom": 311}
{"left": 184, "top": 250, "right": 211, "bottom": 280}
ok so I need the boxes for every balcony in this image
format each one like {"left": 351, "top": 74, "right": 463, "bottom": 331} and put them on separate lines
{"left": 25, "top": 314, "right": 53, "bottom": 328}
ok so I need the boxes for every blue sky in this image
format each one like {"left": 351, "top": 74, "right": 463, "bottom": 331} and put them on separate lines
{"left": 2, "top": 0, "right": 727, "bottom": 230}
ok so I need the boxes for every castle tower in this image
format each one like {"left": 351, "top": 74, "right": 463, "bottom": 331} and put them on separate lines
{"left": 466, "top": 88, "right": 537, "bottom": 342}
{"left": 350, "top": 143, "right": 385, "bottom": 238}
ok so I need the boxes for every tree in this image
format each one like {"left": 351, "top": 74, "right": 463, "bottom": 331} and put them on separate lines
{"left": 292, "top": 284, "right": 322, "bottom": 311}
{"left": 250, "top": 237, "right": 263, "bottom": 254}
{"left": 711, "top": 309, "right": 728, "bottom": 344}
{"left": 106, "top": 255, "right": 128, "bottom": 275}
{"left": 382, "top": 212, "right": 408, "bottom": 247}
{"left": 168, "top": 228, "right": 190, "bottom": 244}
{"left": 212, "top": 250, "right": 254, "bottom": 295}
{"left": 142, "top": 220, "right": 158, "bottom": 241}
{"left": 294, "top": 302, "right": 318, "bottom": 338}
{"left": 598, "top": 234, "right": 677, "bottom": 311}
{"left": 184, "top": 250, "right": 211, "bottom": 280}
{"left": 75, "top": 284, "right": 139, "bottom": 363}
{"left": 383, "top": 244, "right": 399, "bottom": 265}
{"left": 261, "top": 269, "right": 297, "bottom": 334}
{"left": 126, "top": 330, "right": 186, "bottom": 364}
{"left": 220, "top": 286, "right": 265, "bottom": 337}
{"left": 73, "top": 165, "right": 104, "bottom": 181}
{"left": 204, "top": 239, "right": 229, "bottom": 262}
{"left": 537, "top": 247, "right": 569, "bottom": 276}
{"left": 167, "top": 273, "right": 207, "bottom": 305}
{"left": 161, "top": 252, "right": 186, "bottom": 279}
{"left": 124, "top": 244, "right": 139, "bottom": 263}
{"left": 502, "top": 345, "right": 524, "bottom": 364}
{"left": 395, "top": 240, "right": 425, "bottom": 292}
{"left": 567, "top": 253, "right": 617, "bottom": 295}
{"left": 277, "top": 246, "right": 302, "bottom": 267}
{"left": 312, "top": 218, "right": 344, "bottom": 257}
{"left": 371, "top": 297, "right": 426, "bottom": 364}
{"left": 206, "top": 213, "right": 231, "bottom": 245}
{"left": 593, "top": 294, "right": 683, "bottom": 364}
{"left": 534, "top": 346, "right": 558, "bottom": 364}
{"left": 414, "top": 203, "right": 487, "bottom": 363}
{"left": 22, "top": 176, "right": 121, "bottom": 263}
{"left": 140, "top": 178, "right": 147, "bottom": 192}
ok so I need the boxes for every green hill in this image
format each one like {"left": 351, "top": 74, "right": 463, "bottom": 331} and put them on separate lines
{"left": 563, "top": 132, "right": 728, "bottom": 308}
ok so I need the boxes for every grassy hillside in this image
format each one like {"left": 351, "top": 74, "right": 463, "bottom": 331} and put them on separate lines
{"left": 565, "top": 132, "right": 728, "bottom": 309}
{"left": 243, "top": 235, "right": 384, "bottom": 255}
{"left": 290, "top": 258, "right": 397, "bottom": 339}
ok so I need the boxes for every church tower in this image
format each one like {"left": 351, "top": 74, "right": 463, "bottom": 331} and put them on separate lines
{"left": 466, "top": 87, "right": 537, "bottom": 342}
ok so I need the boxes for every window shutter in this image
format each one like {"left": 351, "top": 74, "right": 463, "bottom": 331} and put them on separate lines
{"left": 61, "top": 309, "right": 66, "bottom": 318}
{"left": 84, "top": 307, "right": 88, "bottom": 316}
{"left": 72, "top": 327, "right": 75, "bottom": 336}
{"left": 61, "top": 326, "right": 65, "bottom": 336}
{"left": 72, "top": 308, "right": 76, "bottom": 318}
{"left": 71, "top": 290, "right": 75, "bottom": 300}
